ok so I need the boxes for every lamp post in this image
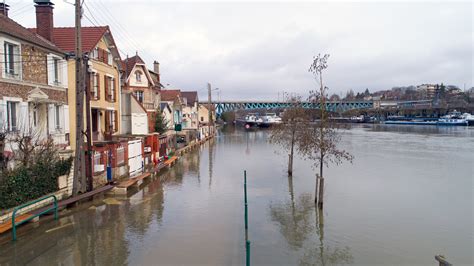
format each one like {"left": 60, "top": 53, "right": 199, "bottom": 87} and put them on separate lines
{"left": 207, "top": 84, "right": 219, "bottom": 136}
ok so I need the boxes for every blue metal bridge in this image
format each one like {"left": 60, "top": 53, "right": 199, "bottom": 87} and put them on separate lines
{"left": 200, "top": 99, "right": 433, "bottom": 117}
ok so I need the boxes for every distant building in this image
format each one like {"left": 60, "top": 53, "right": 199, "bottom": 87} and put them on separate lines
{"left": 417, "top": 84, "right": 439, "bottom": 99}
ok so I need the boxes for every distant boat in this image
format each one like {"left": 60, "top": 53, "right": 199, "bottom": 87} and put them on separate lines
{"left": 437, "top": 111, "right": 468, "bottom": 126}
{"left": 461, "top": 113, "right": 474, "bottom": 126}
{"left": 259, "top": 113, "right": 282, "bottom": 127}
{"left": 384, "top": 110, "right": 468, "bottom": 126}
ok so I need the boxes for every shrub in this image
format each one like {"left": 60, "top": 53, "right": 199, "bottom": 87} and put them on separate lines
{"left": 0, "top": 157, "right": 72, "bottom": 210}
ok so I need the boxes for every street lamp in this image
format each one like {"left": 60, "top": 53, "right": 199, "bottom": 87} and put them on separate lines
{"left": 207, "top": 84, "right": 219, "bottom": 136}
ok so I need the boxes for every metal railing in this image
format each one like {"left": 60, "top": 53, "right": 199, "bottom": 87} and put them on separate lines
{"left": 11, "top": 195, "right": 58, "bottom": 241}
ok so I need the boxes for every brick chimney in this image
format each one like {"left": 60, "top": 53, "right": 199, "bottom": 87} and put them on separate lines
{"left": 0, "top": 3, "right": 9, "bottom": 17}
{"left": 34, "top": 0, "right": 55, "bottom": 42}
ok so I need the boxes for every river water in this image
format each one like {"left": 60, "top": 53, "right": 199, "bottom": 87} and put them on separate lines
{"left": 0, "top": 125, "right": 472, "bottom": 265}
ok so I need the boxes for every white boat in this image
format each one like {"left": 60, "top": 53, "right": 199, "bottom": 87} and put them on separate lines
{"left": 438, "top": 111, "right": 468, "bottom": 126}
{"left": 462, "top": 113, "right": 474, "bottom": 126}
{"left": 260, "top": 113, "right": 282, "bottom": 127}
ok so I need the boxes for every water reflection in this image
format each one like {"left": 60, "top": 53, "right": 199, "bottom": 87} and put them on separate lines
{"left": 269, "top": 175, "right": 353, "bottom": 265}
{"left": 299, "top": 208, "right": 354, "bottom": 266}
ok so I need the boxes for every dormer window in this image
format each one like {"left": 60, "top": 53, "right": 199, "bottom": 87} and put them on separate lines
{"left": 136, "top": 71, "right": 142, "bottom": 83}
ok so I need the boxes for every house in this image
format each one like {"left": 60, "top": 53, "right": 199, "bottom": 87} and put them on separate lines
{"left": 121, "top": 54, "right": 160, "bottom": 135}
{"left": 181, "top": 91, "right": 199, "bottom": 130}
{"left": 29, "top": 0, "right": 136, "bottom": 183}
{"left": 160, "top": 102, "right": 172, "bottom": 128}
{"left": 160, "top": 90, "right": 183, "bottom": 127}
{"left": 0, "top": 3, "right": 69, "bottom": 163}
{"left": 29, "top": 1, "right": 122, "bottom": 147}
{"left": 198, "top": 104, "right": 216, "bottom": 138}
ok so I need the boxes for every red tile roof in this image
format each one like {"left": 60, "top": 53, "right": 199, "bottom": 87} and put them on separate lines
{"left": 161, "top": 90, "right": 181, "bottom": 101}
{"left": 29, "top": 26, "right": 108, "bottom": 53}
{"left": 0, "top": 14, "right": 63, "bottom": 54}
{"left": 181, "top": 91, "right": 198, "bottom": 106}
{"left": 121, "top": 55, "right": 145, "bottom": 77}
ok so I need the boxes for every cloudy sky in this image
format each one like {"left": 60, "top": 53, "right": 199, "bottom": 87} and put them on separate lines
{"left": 7, "top": 0, "right": 473, "bottom": 100}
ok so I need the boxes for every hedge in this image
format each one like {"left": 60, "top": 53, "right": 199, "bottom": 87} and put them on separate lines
{"left": 0, "top": 157, "right": 72, "bottom": 210}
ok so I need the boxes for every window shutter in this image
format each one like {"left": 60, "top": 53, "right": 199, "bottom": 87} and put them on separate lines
{"left": 97, "top": 73, "right": 100, "bottom": 100}
{"left": 19, "top": 102, "right": 29, "bottom": 133}
{"left": 104, "top": 76, "right": 108, "bottom": 101}
{"left": 61, "top": 59, "right": 68, "bottom": 87}
{"left": 47, "top": 55, "right": 54, "bottom": 85}
{"left": 0, "top": 100, "right": 4, "bottom": 130}
{"left": 105, "top": 111, "right": 110, "bottom": 133}
{"left": 48, "top": 104, "right": 55, "bottom": 134}
{"left": 64, "top": 105, "right": 70, "bottom": 133}
{"left": 114, "top": 111, "right": 118, "bottom": 132}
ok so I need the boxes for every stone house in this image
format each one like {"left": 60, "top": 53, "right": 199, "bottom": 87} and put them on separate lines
{"left": 0, "top": 3, "right": 70, "bottom": 162}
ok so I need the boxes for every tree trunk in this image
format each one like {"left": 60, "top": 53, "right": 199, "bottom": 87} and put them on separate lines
{"left": 314, "top": 173, "right": 319, "bottom": 204}
{"left": 288, "top": 131, "right": 294, "bottom": 176}
{"left": 318, "top": 156, "right": 324, "bottom": 209}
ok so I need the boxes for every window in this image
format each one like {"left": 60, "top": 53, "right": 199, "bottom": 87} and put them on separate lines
{"left": 135, "top": 71, "right": 142, "bottom": 82}
{"left": 107, "top": 52, "right": 113, "bottom": 65}
{"left": 91, "top": 73, "right": 99, "bottom": 100}
{"left": 3, "top": 42, "right": 20, "bottom": 78}
{"left": 134, "top": 91, "right": 144, "bottom": 103}
{"left": 105, "top": 110, "right": 118, "bottom": 133}
{"left": 32, "top": 108, "right": 37, "bottom": 128}
{"left": 55, "top": 105, "right": 61, "bottom": 130}
{"left": 200, "top": 116, "right": 204, "bottom": 122}
{"left": 105, "top": 76, "right": 115, "bottom": 102}
{"left": 6, "top": 101, "right": 18, "bottom": 131}
{"left": 53, "top": 58, "right": 60, "bottom": 84}
{"left": 91, "top": 47, "right": 98, "bottom": 59}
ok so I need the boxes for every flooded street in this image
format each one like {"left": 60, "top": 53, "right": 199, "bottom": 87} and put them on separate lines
{"left": 0, "top": 125, "right": 473, "bottom": 265}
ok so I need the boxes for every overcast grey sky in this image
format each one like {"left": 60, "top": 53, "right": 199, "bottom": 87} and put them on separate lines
{"left": 7, "top": 0, "right": 473, "bottom": 100}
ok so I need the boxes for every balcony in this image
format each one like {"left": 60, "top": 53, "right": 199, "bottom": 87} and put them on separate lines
{"left": 142, "top": 101, "right": 155, "bottom": 110}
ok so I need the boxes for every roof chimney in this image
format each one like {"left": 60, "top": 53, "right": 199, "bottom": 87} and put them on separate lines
{"left": 34, "top": 0, "right": 54, "bottom": 42}
{"left": 0, "top": 3, "right": 9, "bottom": 17}
{"left": 153, "top": 61, "right": 160, "bottom": 74}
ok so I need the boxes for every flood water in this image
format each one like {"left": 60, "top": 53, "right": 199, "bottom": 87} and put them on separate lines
{"left": 0, "top": 125, "right": 473, "bottom": 265}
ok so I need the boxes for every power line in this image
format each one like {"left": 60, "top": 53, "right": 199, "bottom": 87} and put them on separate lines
{"left": 90, "top": 0, "right": 156, "bottom": 62}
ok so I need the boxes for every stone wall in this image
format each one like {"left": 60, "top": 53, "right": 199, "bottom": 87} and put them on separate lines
{"left": 0, "top": 81, "right": 67, "bottom": 103}
{"left": 21, "top": 44, "right": 48, "bottom": 84}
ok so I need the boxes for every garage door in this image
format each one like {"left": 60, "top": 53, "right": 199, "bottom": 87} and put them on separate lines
{"left": 128, "top": 139, "right": 143, "bottom": 177}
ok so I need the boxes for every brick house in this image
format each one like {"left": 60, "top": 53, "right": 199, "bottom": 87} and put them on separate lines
{"left": 0, "top": 3, "right": 70, "bottom": 161}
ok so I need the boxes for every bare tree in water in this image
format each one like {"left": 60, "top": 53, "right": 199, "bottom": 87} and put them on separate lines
{"left": 300, "top": 54, "right": 353, "bottom": 208}
{"left": 269, "top": 96, "right": 307, "bottom": 176}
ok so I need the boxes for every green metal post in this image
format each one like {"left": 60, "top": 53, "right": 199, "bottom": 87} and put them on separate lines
{"left": 244, "top": 170, "right": 250, "bottom": 265}
{"left": 244, "top": 170, "right": 248, "bottom": 229}
{"left": 246, "top": 240, "right": 251, "bottom": 266}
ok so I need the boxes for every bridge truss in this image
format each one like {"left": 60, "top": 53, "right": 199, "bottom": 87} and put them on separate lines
{"left": 208, "top": 101, "right": 374, "bottom": 117}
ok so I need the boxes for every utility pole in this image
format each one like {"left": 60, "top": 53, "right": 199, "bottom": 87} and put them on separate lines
{"left": 73, "top": 0, "right": 85, "bottom": 195}
{"left": 84, "top": 54, "right": 93, "bottom": 191}
{"left": 207, "top": 82, "right": 212, "bottom": 137}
